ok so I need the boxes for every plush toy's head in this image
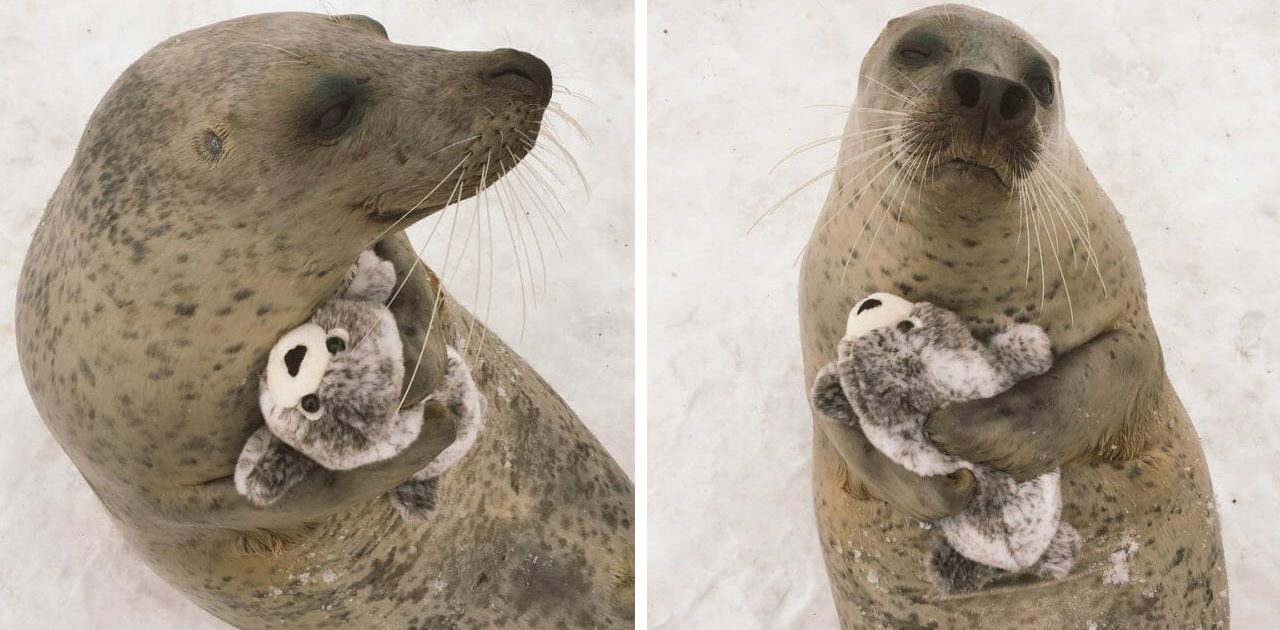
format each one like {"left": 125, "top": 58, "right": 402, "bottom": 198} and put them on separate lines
{"left": 264, "top": 322, "right": 351, "bottom": 419}
{"left": 844, "top": 292, "right": 922, "bottom": 340}
{"left": 261, "top": 299, "right": 402, "bottom": 432}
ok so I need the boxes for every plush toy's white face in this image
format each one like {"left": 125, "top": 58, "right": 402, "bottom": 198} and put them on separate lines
{"left": 844, "top": 292, "right": 921, "bottom": 340}
{"left": 265, "top": 322, "right": 350, "bottom": 420}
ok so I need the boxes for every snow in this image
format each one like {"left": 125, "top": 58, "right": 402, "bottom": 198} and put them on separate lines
{"left": 649, "top": 1, "right": 1280, "bottom": 628}
{"left": 1102, "top": 531, "right": 1138, "bottom": 586}
{"left": 0, "top": 1, "right": 632, "bottom": 628}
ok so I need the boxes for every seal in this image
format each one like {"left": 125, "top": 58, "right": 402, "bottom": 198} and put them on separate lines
{"left": 16, "top": 13, "right": 633, "bottom": 628}
{"left": 798, "top": 5, "right": 1227, "bottom": 628}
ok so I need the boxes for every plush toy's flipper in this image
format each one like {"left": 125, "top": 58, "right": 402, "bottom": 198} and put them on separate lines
{"left": 389, "top": 476, "right": 440, "bottom": 521}
{"left": 343, "top": 249, "right": 398, "bottom": 303}
{"left": 811, "top": 362, "right": 858, "bottom": 426}
{"left": 1031, "top": 520, "right": 1080, "bottom": 580}
{"left": 926, "top": 535, "right": 1002, "bottom": 595}
{"left": 234, "top": 427, "right": 317, "bottom": 507}
{"left": 985, "top": 323, "right": 1054, "bottom": 383}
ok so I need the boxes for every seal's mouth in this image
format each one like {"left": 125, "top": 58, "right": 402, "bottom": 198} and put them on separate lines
{"left": 938, "top": 157, "right": 1008, "bottom": 189}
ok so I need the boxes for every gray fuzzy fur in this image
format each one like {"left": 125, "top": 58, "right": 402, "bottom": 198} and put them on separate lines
{"left": 811, "top": 301, "right": 1079, "bottom": 593}
{"left": 235, "top": 250, "right": 484, "bottom": 519}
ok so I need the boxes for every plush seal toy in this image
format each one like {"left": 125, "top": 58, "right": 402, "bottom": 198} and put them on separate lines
{"left": 811, "top": 292, "right": 1079, "bottom": 593}
{"left": 235, "top": 249, "right": 484, "bottom": 520}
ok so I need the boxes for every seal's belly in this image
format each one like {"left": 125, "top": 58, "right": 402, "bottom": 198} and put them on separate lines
{"left": 814, "top": 384, "right": 1227, "bottom": 630}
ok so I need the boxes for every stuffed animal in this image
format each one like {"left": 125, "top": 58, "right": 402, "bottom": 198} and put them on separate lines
{"left": 810, "top": 293, "right": 1080, "bottom": 593}
{"left": 234, "top": 250, "right": 484, "bottom": 520}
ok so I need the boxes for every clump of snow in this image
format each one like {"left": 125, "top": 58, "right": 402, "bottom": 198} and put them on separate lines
{"left": 1102, "top": 531, "right": 1139, "bottom": 585}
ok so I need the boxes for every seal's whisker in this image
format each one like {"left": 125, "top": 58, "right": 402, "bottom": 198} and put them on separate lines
{"left": 893, "top": 67, "right": 927, "bottom": 100}
{"left": 851, "top": 107, "right": 911, "bottom": 117}
{"left": 840, "top": 146, "right": 908, "bottom": 281}
{"left": 1028, "top": 169, "right": 1075, "bottom": 322}
{"left": 512, "top": 137, "right": 568, "bottom": 188}
{"left": 506, "top": 155, "right": 567, "bottom": 255}
{"left": 770, "top": 124, "right": 901, "bottom": 174}
{"left": 461, "top": 153, "right": 493, "bottom": 357}
{"left": 513, "top": 160, "right": 572, "bottom": 245}
{"left": 503, "top": 146, "right": 550, "bottom": 299}
{"left": 351, "top": 159, "right": 472, "bottom": 353}
{"left": 859, "top": 74, "right": 917, "bottom": 108}
{"left": 544, "top": 101, "right": 592, "bottom": 144}
{"left": 1030, "top": 183, "right": 1048, "bottom": 310}
{"left": 492, "top": 159, "right": 531, "bottom": 338}
{"left": 363, "top": 141, "right": 477, "bottom": 250}
{"left": 231, "top": 41, "right": 306, "bottom": 59}
{"left": 528, "top": 128, "right": 591, "bottom": 198}
{"left": 501, "top": 167, "right": 541, "bottom": 310}
{"left": 753, "top": 135, "right": 896, "bottom": 232}
{"left": 551, "top": 86, "right": 596, "bottom": 106}
{"left": 794, "top": 146, "right": 898, "bottom": 264}
{"left": 1036, "top": 152, "right": 1109, "bottom": 295}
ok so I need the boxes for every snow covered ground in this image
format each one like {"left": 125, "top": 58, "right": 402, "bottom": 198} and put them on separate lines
{"left": 0, "top": 1, "right": 632, "bottom": 627}
{"left": 649, "top": 1, "right": 1279, "bottom": 628}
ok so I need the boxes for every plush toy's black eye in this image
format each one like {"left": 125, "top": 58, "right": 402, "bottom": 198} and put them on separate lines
{"left": 897, "top": 320, "right": 916, "bottom": 333}
{"left": 326, "top": 336, "right": 346, "bottom": 354}
{"left": 300, "top": 394, "right": 321, "bottom": 413}
{"left": 284, "top": 345, "right": 307, "bottom": 377}
{"left": 857, "top": 298, "right": 883, "bottom": 314}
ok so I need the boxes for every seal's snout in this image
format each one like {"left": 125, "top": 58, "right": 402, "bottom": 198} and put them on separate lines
{"left": 943, "top": 69, "right": 1035, "bottom": 137}
{"left": 482, "top": 49, "right": 553, "bottom": 104}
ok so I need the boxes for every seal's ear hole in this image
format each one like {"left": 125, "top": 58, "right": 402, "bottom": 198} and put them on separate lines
{"left": 284, "top": 345, "right": 308, "bottom": 377}
{"left": 897, "top": 320, "right": 916, "bottom": 333}
{"left": 196, "top": 127, "right": 229, "bottom": 163}
{"left": 327, "top": 336, "right": 346, "bottom": 354}
{"left": 856, "top": 298, "right": 883, "bottom": 315}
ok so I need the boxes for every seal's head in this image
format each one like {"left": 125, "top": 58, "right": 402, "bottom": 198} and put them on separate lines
{"left": 78, "top": 12, "right": 551, "bottom": 261}
{"left": 852, "top": 4, "right": 1063, "bottom": 215}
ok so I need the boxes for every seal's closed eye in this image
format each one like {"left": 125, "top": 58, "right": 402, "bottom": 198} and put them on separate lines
{"left": 857, "top": 298, "right": 883, "bottom": 314}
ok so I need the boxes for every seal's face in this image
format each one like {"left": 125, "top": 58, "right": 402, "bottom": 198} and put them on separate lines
{"left": 83, "top": 12, "right": 550, "bottom": 246}
{"left": 855, "top": 4, "right": 1062, "bottom": 213}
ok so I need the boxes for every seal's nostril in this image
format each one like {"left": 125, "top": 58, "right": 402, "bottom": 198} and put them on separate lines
{"left": 1000, "top": 85, "right": 1032, "bottom": 122}
{"left": 482, "top": 49, "right": 553, "bottom": 103}
{"left": 952, "top": 71, "right": 981, "bottom": 108}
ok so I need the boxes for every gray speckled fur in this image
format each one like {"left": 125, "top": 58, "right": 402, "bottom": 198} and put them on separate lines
{"left": 812, "top": 301, "right": 1077, "bottom": 592}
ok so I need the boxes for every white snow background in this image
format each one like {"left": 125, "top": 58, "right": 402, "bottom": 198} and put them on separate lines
{"left": 0, "top": 1, "right": 633, "bottom": 628}
{"left": 649, "top": 1, "right": 1278, "bottom": 628}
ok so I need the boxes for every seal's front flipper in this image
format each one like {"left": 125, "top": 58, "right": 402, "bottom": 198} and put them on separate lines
{"left": 234, "top": 427, "right": 317, "bottom": 506}
{"left": 389, "top": 476, "right": 440, "bottom": 520}
{"left": 926, "top": 535, "right": 1000, "bottom": 594}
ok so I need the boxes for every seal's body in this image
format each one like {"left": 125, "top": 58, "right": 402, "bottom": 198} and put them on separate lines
{"left": 799, "top": 5, "right": 1226, "bottom": 627}
{"left": 17, "top": 13, "right": 632, "bottom": 628}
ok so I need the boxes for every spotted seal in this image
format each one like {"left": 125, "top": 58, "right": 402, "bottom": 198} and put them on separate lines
{"left": 799, "top": 5, "right": 1227, "bottom": 628}
{"left": 16, "top": 12, "right": 633, "bottom": 628}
